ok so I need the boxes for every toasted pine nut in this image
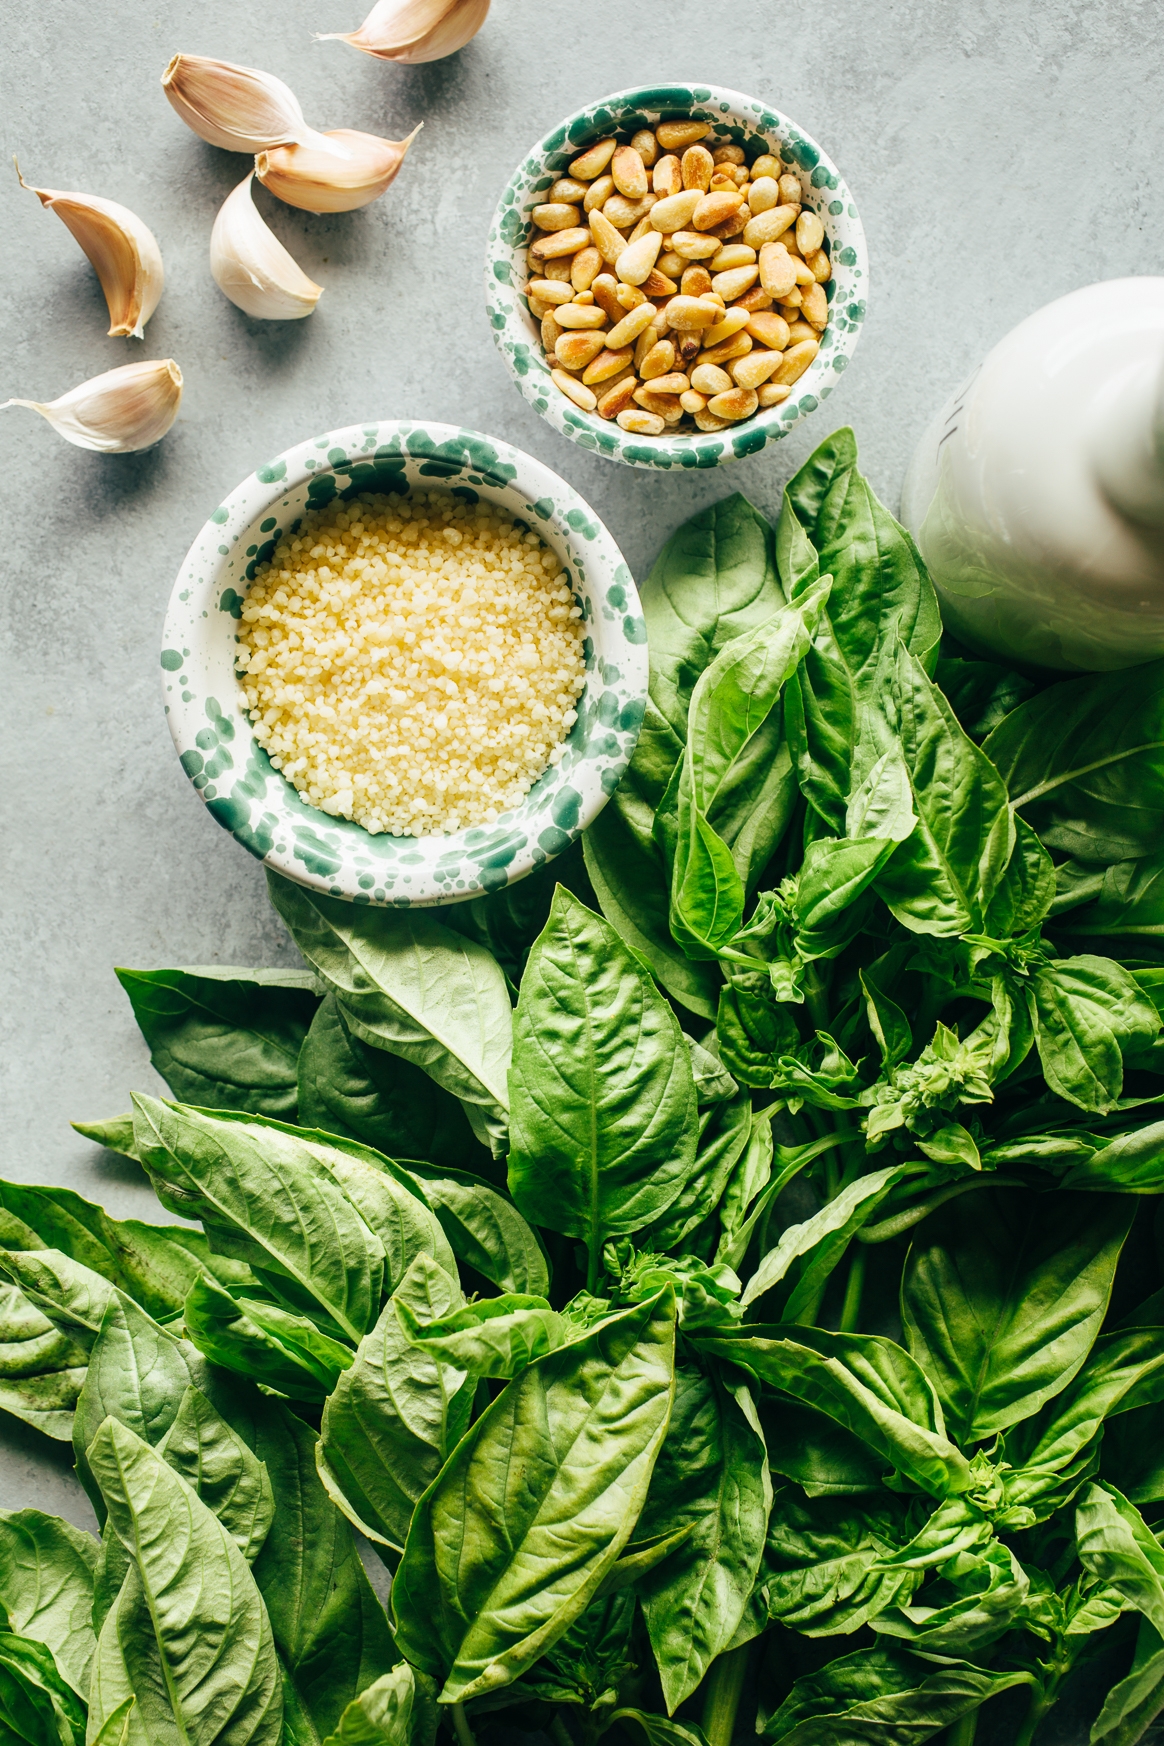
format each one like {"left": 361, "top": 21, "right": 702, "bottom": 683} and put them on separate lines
{"left": 699, "top": 331, "right": 753, "bottom": 366}
{"left": 785, "top": 318, "right": 818, "bottom": 345}
{"left": 709, "top": 243, "right": 756, "bottom": 272}
{"left": 712, "top": 143, "right": 746, "bottom": 165}
{"left": 710, "top": 172, "right": 740, "bottom": 193}
{"left": 653, "top": 154, "right": 682, "bottom": 197}
{"left": 664, "top": 294, "right": 721, "bottom": 331}
{"left": 597, "top": 374, "right": 638, "bottom": 419}
{"left": 773, "top": 338, "right": 819, "bottom": 385}
{"left": 759, "top": 243, "right": 798, "bottom": 299}
{"left": 779, "top": 287, "right": 804, "bottom": 309}
{"left": 731, "top": 164, "right": 750, "bottom": 186}
{"left": 777, "top": 174, "right": 802, "bottom": 205}
{"left": 642, "top": 268, "right": 678, "bottom": 296}
{"left": 711, "top": 264, "right": 759, "bottom": 301}
{"left": 615, "top": 281, "right": 646, "bottom": 310}
{"left": 552, "top": 367, "right": 598, "bottom": 410}
{"left": 701, "top": 307, "right": 751, "bottom": 348}
{"left": 532, "top": 202, "right": 581, "bottom": 231}
{"left": 676, "top": 331, "right": 702, "bottom": 364}
{"left": 706, "top": 208, "right": 749, "bottom": 241}
{"left": 528, "top": 294, "right": 552, "bottom": 319}
{"left": 681, "top": 145, "right": 714, "bottom": 192}
{"left": 746, "top": 311, "right": 791, "bottom": 350}
{"left": 780, "top": 225, "right": 802, "bottom": 255}
{"left": 627, "top": 215, "right": 654, "bottom": 244}
{"left": 746, "top": 176, "right": 781, "bottom": 215}
{"left": 617, "top": 230, "right": 663, "bottom": 286}
{"left": 691, "top": 190, "right": 744, "bottom": 232}
{"left": 657, "top": 250, "right": 686, "bottom": 278}
{"left": 589, "top": 274, "right": 624, "bottom": 322}
{"left": 751, "top": 153, "right": 781, "bottom": 180}
{"left": 573, "top": 290, "right": 595, "bottom": 305}
{"left": 669, "top": 230, "right": 721, "bottom": 260}
{"left": 639, "top": 339, "right": 676, "bottom": 380}
{"left": 555, "top": 303, "right": 608, "bottom": 330}
{"left": 694, "top": 408, "right": 730, "bottom": 431}
{"left": 690, "top": 362, "right": 733, "bottom": 395}
{"left": 744, "top": 206, "right": 798, "bottom": 250}
{"left": 734, "top": 286, "right": 774, "bottom": 312}
{"left": 604, "top": 193, "right": 655, "bottom": 229}
{"left": 550, "top": 177, "right": 589, "bottom": 203}
{"left": 650, "top": 189, "right": 703, "bottom": 233}
{"left": 612, "top": 145, "right": 648, "bottom": 199}
{"left": 529, "top": 278, "right": 574, "bottom": 305}
{"left": 633, "top": 385, "right": 684, "bottom": 417}
{"left": 605, "top": 300, "right": 660, "bottom": 350}
{"left": 655, "top": 120, "right": 710, "bottom": 150}
{"left": 531, "top": 227, "right": 591, "bottom": 261}
{"left": 570, "top": 138, "right": 617, "bottom": 181}
{"left": 805, "top": 248, "right": 831, "bottom": 283}
{"left": 631, "top": 129, "right": 659, "bottom": 168}
{"left": 583, "top": 174, "right": 615, "bottom": 213}
{"left": 642, "top": 372, "right": 689, "bottom": 396}
{"left": 758, "top": 381, "right": 793, "bottom": 407}
{"left": 796, "top": 211, "right": 825, "bottom": 256}
{"left": 680, "top": 389, "right": 708, "bottom": 414}
{"left": 588, "top": 209, "right": 626, "bottom": 265}
{"left": 731, "top": 349, "right": 783, "bottom": 389}
{"left": 582, "top": 345, "right": 636, "bottom": 385}
{"left": 543, "top": 258, "right": 574, "bottom": 284}
{"left": 707, "top": 386, "right": 759, "bottom": 421}
{"left": 570, "top": 246, "right": 602, "bottom": 292}
{"left": 634, "top": 322, "right": 664, "bottom": 367}
{"left": 680, "top": 264, "right": 713, "bottom": 298}
{"left": 801, "top": 282, "right": 829, "bottom": 329}
{"left": 541, "top": 310, "right": 563, "bottom": 352}
{"left": 618, "top": 408, "right": 666, "bottom": 435}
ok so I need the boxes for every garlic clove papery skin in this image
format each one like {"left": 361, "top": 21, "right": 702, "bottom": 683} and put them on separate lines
{"left": 162, "top": 54, "right": 349, "bottom": 158}
{"left": 210, "top": 172, "right": 323, "bottom": 320}
{"left": 1, "top": 359, "right": 182, "bottom": 453}
{"left": 18, "top": 167, "right": 164, "bottom": 339}
{"left": 255, "top": 123, "right": 421, "bottom": 213}
{"left": 318, "top": 0, "right": 489, "bottom": 63}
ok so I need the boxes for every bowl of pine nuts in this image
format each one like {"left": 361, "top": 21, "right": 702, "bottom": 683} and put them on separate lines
{"left": 485, "top": 84, "right": 868, "bottom": 471}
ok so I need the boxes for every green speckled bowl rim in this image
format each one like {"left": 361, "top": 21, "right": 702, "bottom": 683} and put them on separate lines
{"left": 162, "top": 420, "right": 646, "bottom": 907}
{"left": 485, "top": 82, "right": 869, "bottom": 471}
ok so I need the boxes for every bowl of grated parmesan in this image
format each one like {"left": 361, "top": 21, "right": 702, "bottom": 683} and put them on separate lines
{"left": 162, "top": 419, "right": 646, "bottom": 907}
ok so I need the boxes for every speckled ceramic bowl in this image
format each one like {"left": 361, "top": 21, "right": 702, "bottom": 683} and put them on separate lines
{"left": 162, "top": 421, "right": 646, "bottom": 907}
{"left": 485, "top": 83, "right": 869, "bottom": 471}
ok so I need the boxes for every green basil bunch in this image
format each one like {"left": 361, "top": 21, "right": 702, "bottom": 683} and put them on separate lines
{"left": 4, "top": 427, "right": 1164, "bottom": 1745}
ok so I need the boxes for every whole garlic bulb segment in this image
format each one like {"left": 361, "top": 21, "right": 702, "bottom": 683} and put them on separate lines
{"left": 210, "top": 173, "right": 323, "bottom": 320}
{"left": 162, "top": 54, "right": 348, "bottom": 157}
{"left": 17, "top": 166, "right": 163, "bottom": 339}
{"left": 318, "top": 0, "right": 489, "bottom": 62}
{"left": 1, "top": 359, "right": 182, "bottom": 453}
{"left": 255, "top": 123, "right": 421, "bottom": 213}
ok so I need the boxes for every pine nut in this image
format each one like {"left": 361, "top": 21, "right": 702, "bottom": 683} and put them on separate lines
{"left": 650, "top": 189, "right": 703, "bottom": 233}
{"left": 712, "top": 143, "right": 746, "bottom": 165}
{"left": 582, "top": 345, "right": 636, "bottom": 385}
{"left": 541, "top": 311, "right": 563, "bottom": 353}
{"left": 746, "top": 311, "right": 791, "bottom": 350}
{"left": 711, "top": 264, "right": 759, "bottom": 301}
{"left": 691, "top": 362, "right": 733, "bottom": 395}
{"left": 618, "top": 409, "right": 665, "bottom": 435}
{"left": 658, "top": 250, "right": 686, "bottom": 278}
{"left": 691, "top": 190, "right": 745, "bottom": 231}
{"left": 805, "top": 248, "right": 832, "bottom": 283}
{"left": 669, "top": 230, "right": 721, "bottom": 260}
{"left": 699, "top": 330, "right": 753, "bottom": 366}
{"left": 528, "top": 294, "right": 552, "bottom": 319}
{"left": 758, "top": 381, "right": 792, "bottom": 406}
{"left": 550, "top": 177, "right": 589, "bottom": 203}
{"left": 801, "top": 282, "right": 829, "bottom": 328}
{"left": 615, "top": 282, "right": 646, "bottom": 310}
{"left": 744, "top": 206, "right": 799, "bottom": 250}
{"left": 656, "top": 120, "right": 711, "bottom": 150}
{"left": 710, "top": 172, "right": 739, "bottom": 193}
{"left": 554, "top": 303, "right": 608, "bottom": 329}
{"left": 604, "top": 193, "right": 655, "bottom": 229}
{"left": 570, "top": 246, "right": 602, "bottom": 291}
{"left": 612, "top": 145, "right": 648, "bottom": 199}
{"left": 530, "top": 278, "right": 574, "bottom": 305}
{"left": 731, "top": 349, "right": 783, "bottom": 389}
{"left": 605, "top": 300, "right": 660, "bottom": 349}
{"left": 707, "top": 386, "right": 758, "bottom": 421}
{"left": 552, "top": 367, "right": 597, "bottom": 410}
{"left": 680, "top": 264, "right": 713, "bottom": 298}
{"left": 588, "top": 209, "right": 626, "bottom": 265}
{"left": 653, "top": 154, "right": 682, "bottom": 197}
{"left": 631, "top": 129, "right": 659, "bottom": 168}
{"left": 627, "top": 215, "right": 654, "bottom": 244}
{"left": 779, "top": 291, "right": 805, "bottom": 314}
{"left": 706, "top": 208, "right": 749, "bottom": 241}
{"left": 759, "top": 243, "right": 798, "bottom": 298}
{"left": 570, "top": 139, "right": 617, "bottom": 180}
{"left": 735, "top": 286, "right": 774, "bottom": 313}
{"left": 746, "top": 176, "right": 781, "bottom": 214}
{"left": 773, "top": 338, "right": 819, "bottom": 385}
{"left": 751, "top": 154, "right": 781, "bottom": 180}
{"left": 680, "top": 389, "right": 708, "bottom": 413}
{"left": 695, "top": 408, "right": 730, "bottom": 431}
{"left": 796, "top": 211, "right": 825, "bottom": 255}
{"left": 676, "top": 332, "right": 702, "bottom": 364}
{"left": 589, "top": 274, "right": 624, "bottom": 322}
{"left": 616, "top": 230, "right": 662, "bottom": 285}
{"left": 633, "top": 386, "right": 684, "bottom": 419}
{"left": 531, "top": 227, "right": 591, "bottom": 261}
{"left": 597, "top": 374, "right": 638, "bottom": 419}
{"left": 639, "top": 339, "right": 676, "bottom": 380}
{"left": 778, "top": 174, "right": 802, "bottom": 204}
{"left": 532, "top": 202, "right": 581, "bottom": 231}
{"left": 583, "top": 174, "right": 615, "bottom": 213}
{"left": 664, "top": 295, "right": 721, "bottom": 331}
{"left": 785, "top": 318, "right": 818, "bottom": 345}
{"left": 681, "top": 145, "right": 714, "bottom": 192}
{"left": 709, "top": 243, "right": 756, "bottom": 272}
{"left": 642, "top": 372, "right": 690, "bottom": 396}
{"left": 701, "top": 307, "right": 751, "bottom": 348}
{"left": 642, "top": 268, "right": 678, "bottom": 296}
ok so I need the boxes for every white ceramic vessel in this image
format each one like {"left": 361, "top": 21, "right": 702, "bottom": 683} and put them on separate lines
{"left": 901, "top": 277, "right": 1164, "bottom": 671}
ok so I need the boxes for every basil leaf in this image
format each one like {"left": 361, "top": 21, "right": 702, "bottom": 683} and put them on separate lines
{"left": 115, "top": 966, "right": 319, "bottom": 1119}
{"left": 297, "top": 993, "right": 485, "bottom": 1172}
{"left": 158, "top": 1384, "right": 274, "bottom": 1562}
{"left": 643, "top": 1092, "right": 754, "bottom": 1255}
{"left": 318, "top": 1254, "right": 470, "bottom": 1551}
{"left": 902, "top": 1188, "right": 1133, "bottom": 1444}
{"left": 391, "top": 1288, "right": 676, "bottom": 1704}
{"left": 610, "top": 1712, "right": 710, "bottom": 1746}
{"left": 1076, "top": 1482, "right": 1164, "bottom": 1637}
{"left": 131, "top": 1096, "right": 384, "bottom": 1343}
{"left": 184, "top": 1274, "right": 354, "bottom": 1401}
{"left": 1008, "top": 1326, "right": 1164, "bottom": 1494}
{"left": 1061, "top": 1119, "right": 1164, "bottom": 1191}
{"left": 983, "top": 659, "right": 1164, "bottom": 864}
{"left": 87, "top": 1417, "right": 283, "bottom": 1746}
{"left": 984, "top": 815, "right": 1056, "bottom": 936}
{"left": 0, "top": 1281, "right": 88, "bottom": 1441}
{"left": 0, "top": 1248, "right": 115, "bottom": 1344}
{"left": 762, "top": 1486, "right": 919, "bottom": 1635}
{"left": 89, "top": 1696, "right": 135, "bottom": 1746}
{"left": 759, "top": 1394, "right": 888, "bottom": 1497}
{"left": 742, "top": 1166, "right": 910, "bottom": 1321}
{"left": 397, "top": 1161, "right": 549, "bottom": 1297}
{"left": 935, "top": 654, "right": 1039, "bottom": 742}
{"left": 1056, "top": 847, "right": 1164, "bottom": 943}
{"left": 0, "top": 1629, "right": 87, "bottom": 1746}
{"left": 1090, "top": 1633, "right": 1164, "bottom": 1746}
{"left": 871, "top": 1538, "right": 1030, "bottom": 1656}
{"left": 1031, "top": 955, "right": 1161, "bottom": 1113}
{"left": 716, "top": 971, "right": 800, "bottom": 1087}
{"left": 319, "top": 1662, "right": 436, "bottom": 1746}
{"left": 70, "top": 1116, "right": 139, "bottom": 1161}
{"left": 508, "top": 890, "right": 698, "bottom": 1282}
{"left": 0, "top": 1511, "right": 97, "bottom": 1698}
{"left": 397, "top": 1292, "right": 568, "bottom": 1379}
{"left": 637, "top": 1367, "right": 770, "bottom": 1709}
{"left": 761, "top": 1646, "right": 1029, "bottom": 1745}
{"left": 268, "top": 874, "right": 512, "bottom": 1156}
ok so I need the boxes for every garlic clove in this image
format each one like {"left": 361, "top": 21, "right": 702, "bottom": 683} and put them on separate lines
{"left": 1, "top": 359, "right": 182, "bottom": 453}
{"left": 255, "top": 123, "right": 421, "bottom": 213}
{"left": 161, "top": 54, "right": 348, "bottom": 158}
{"left": 210, "top": 172, "right": 323, "bottom": 320}
{"left": 318, "top": 0, "right": 490, "bottom": 63}
{"left": 17, "top": 164, "right": 164, "bottom": 339}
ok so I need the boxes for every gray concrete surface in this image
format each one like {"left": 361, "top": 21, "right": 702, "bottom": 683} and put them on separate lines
{"left": 2, "top": 0, "right": 1162, "bottom": 1536}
